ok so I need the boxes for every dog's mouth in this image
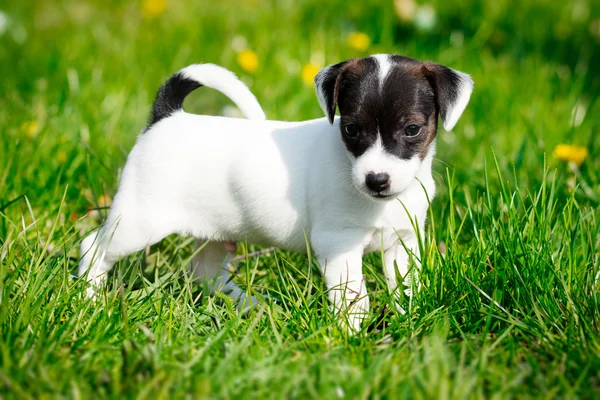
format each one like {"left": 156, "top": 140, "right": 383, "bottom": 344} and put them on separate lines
{"left": 354, "top": 184, "right": 401, "bottom": 200}
{"left": 352, "top": 178, "right": 403, "bottom": 201}
{"left": 369, "top": 191, "right": 399, "bottom": 200}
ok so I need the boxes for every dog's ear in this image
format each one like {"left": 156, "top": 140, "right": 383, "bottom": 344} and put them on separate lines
{"left": 422, "top": 62, "right": 474, "bottom": 131}
{"left": 314, "top": 60, "right": 353, "bottom": 124}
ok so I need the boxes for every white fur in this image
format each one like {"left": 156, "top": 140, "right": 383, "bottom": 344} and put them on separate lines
{"left": 180, "top": 64, "right": 266, "bottom": 120}
{"left": 314, "top": 71, "right": 330, "bottom": 120}
{"left": 79, "top": 113, "right": 434, "bottom": 331}
{"left": 372, "top": 54, "right": 392, "bottom": 86}
{"left": 79, "top": 61, "right": 459, "bottom": 332}
{"left": 442, "top": 69, "right": 474, "bottom": 131}
{"left": 349, "top": 136, "right": 427, "bottom": 198}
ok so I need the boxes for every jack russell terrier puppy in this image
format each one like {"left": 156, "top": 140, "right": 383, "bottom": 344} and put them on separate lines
{"left": 79, "top": 54, "right": 473, "bottom": 331}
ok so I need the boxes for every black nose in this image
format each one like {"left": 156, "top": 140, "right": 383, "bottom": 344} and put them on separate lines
{"left": 365, "top": 173, "right": 391, "bottom": 193}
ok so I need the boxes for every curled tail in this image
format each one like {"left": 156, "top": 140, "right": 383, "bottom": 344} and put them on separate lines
{"left": 148, "top": 64, "right": 266, "bottom": 126}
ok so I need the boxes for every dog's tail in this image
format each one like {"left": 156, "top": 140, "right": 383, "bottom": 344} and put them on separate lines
{"left": 148, "top": 64, "right": 266, "bottom": 126}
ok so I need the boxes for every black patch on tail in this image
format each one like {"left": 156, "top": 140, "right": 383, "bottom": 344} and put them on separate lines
{"left": 147, "top": 72, "right": 202, "bottom": 128}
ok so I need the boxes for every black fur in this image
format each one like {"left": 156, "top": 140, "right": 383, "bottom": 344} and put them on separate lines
{"left": 365, "top": 172, "right": 391, "bottom": 193}
{"left": 337, "top": 55, "right": 435, "bottom": 160}
{"left": 421, "top": 62, "right": 463, "bottom": 125}
{"left": 314, "top": 60, "right": 351, "bottom": 124}
{"left": 148, "top": 72, "right": 202, "bottom": 128}
{"left": 318, "top": 55, "right": 463, "bottom": 160}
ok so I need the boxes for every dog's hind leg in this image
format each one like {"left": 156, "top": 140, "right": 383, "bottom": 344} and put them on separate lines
{"left": 79, "top": 199, "right": 172, "bottom": 298}
{"left": 79, "top": 227, "right": 113, "bottom": 297}
{"left": 189, "top": 239, "right": 258, "bottom": 309}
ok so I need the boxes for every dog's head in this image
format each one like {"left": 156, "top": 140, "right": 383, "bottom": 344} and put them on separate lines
{"left": 315, "top": 54, "right": 473, "bottom": 200}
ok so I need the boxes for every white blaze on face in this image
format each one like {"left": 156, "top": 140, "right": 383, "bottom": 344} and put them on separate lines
{"left": 372, "top": 53, "right": 392, "bottom": 86}
{"left": 350, "top": 136, "right": 422, "bottom": 198}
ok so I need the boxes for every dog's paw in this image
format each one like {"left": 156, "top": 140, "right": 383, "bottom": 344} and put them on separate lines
{"left": 81, "top": 274, "right": 106, "bottom": 301}
{"left": 332, "top": 294, "right": 370, "bottom": 334}
{"left": 84, "top": 284, "right": 101, "bottom": 301}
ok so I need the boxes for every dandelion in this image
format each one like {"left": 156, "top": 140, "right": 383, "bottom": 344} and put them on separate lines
{"left": 301, "top": 63, "right": 321, "bottom": 86}
{"left": 22, "top": 120, "right": 39, "bottom": 138}
{"left": 394, "top": 0, "right": 417, "bottom": 22}
{"left": 237, "top": 49, "right": 258, "bottom": 73}
{"left": 142, "top": 0, "right": 166, "bottom": 19}
{"left": 553, "top": 144, "right": 588, "bottom": 166}
{"left": 347, "top": 31, "right": 370, "bottom": 52}
{"left": 97, "top": 194, "right": 112, "bottom": 208}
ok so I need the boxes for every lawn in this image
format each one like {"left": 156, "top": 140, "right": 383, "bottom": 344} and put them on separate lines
{"left": 1, "top": 0, "right": 600, "bottom": 398}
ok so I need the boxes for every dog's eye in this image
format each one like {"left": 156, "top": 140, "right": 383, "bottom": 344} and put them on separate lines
{"left": 404, "top": 125, "right": 421, "bottom": 137}
{"left": 344, "top": 124, "right": 360, "bottom": 138}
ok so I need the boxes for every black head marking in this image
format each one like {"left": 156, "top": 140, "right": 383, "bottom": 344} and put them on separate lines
{"left": 314, "top": 59, "right": 356, "bottom": 124}
{"left": 335, "top": 55, "right": 436, "bottom": 160}
{"left": 315, "top": 55, "right": 473, "bottom": 160}
{"left": 422, "top": 61, "right": 474, "bottom": 131}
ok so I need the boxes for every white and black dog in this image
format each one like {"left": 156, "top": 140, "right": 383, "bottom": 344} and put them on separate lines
{"left": 79, "top": 54, "right": 473, "bottom": 331}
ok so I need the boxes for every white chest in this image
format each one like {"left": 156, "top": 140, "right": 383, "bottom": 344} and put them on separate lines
{"left": 361, "top": 179, "right": 434, "bottom": 254}
{"left": 363, "top": 227, "right": 401, "bottom": 254}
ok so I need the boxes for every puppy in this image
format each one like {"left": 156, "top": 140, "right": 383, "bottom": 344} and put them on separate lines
{"left": 79, "top": 55, "right": 473, "bottom": 331}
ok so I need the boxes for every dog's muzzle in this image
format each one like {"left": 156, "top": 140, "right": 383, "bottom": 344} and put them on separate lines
{"left": 365, "top": 172, "right": 392, "bottom": 198}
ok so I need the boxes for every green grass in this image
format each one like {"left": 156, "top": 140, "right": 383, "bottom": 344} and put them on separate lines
{"left": 1, "top": 0, "right": 600, "bottom": 397}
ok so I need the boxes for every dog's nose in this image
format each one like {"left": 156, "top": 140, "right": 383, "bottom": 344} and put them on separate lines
{"left": 365, "top": 173, "right": 391, "bottom": 193}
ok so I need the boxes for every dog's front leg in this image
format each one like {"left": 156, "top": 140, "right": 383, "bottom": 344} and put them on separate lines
{"left": 317, "top": 250, "right": 369, "bottom": 333}
{"left": 383, "top": 235, "right": 420, "bottom": 312}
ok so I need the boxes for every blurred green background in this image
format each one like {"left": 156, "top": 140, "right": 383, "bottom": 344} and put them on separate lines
{"left": 1, "top": 0, "right": 599, "bottom": 212}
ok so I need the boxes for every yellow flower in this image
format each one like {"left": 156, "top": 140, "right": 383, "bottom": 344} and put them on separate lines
{"left": 142, "top": 0, "right": 166, "bottom": 19}
{"left": 301, "top": 63, "right": 321, "bottom": 86}
{"left": 347, "top": 31, "right": 371, "bottom": 52}
{"left": 22, "top": 121, "right": 40, "bottom": 138}
{"left": 553, "top": 144, "right": 588, "bottom": 166}
{"left": 57, "top": 150, "right": 67, "bottom": 163}
{"left": 237, "top": 49, "right": 259, "bottom": 73}
{"left": 98, "top": 194, "right": 112, "bottom": 208}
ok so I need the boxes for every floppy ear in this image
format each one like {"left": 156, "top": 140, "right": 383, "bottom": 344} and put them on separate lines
{"left": 314, "top": 60, "right": 352, "bottom": 124}
{"left": 422, "top": 62, "right": 474, "bottom": 131}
